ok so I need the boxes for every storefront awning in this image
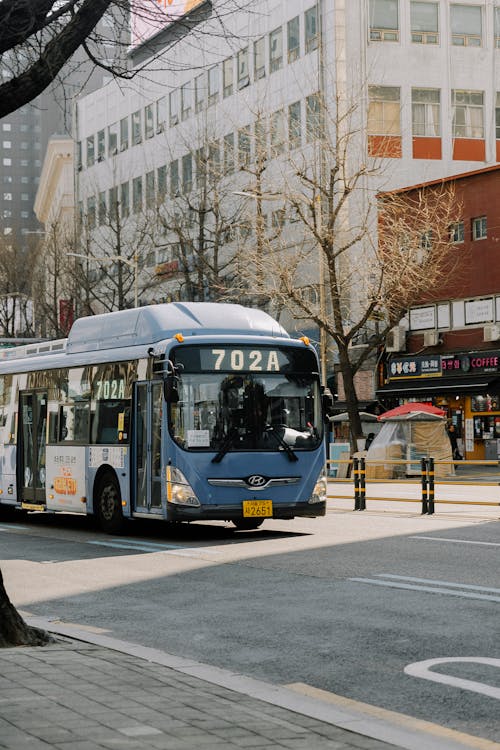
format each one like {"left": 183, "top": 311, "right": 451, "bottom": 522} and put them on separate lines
{"left": 377, "top": 375, "right": 500, "bottom": 396}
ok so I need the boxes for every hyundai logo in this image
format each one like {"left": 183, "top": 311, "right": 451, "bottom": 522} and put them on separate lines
{"left": 246, "top": 475, "right": 267, "bottom": 487}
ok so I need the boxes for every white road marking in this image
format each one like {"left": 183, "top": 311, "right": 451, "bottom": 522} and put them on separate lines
{"left": 87, "top": 539, "right": 220, "bottom": 556}
{"left": 0, "top": 523, "right": 29, "bottom": 532}
{"left": 349, "top": 576, "right": 500, "bottom": 603}
{"left": 405, "top": 658, "right": 500, "bottom": 701}
{"left": 411, "top": 535, "right": 500, "bottom": 548}
{"left": 376, "top": 574, "right": 500, "bottom": 595}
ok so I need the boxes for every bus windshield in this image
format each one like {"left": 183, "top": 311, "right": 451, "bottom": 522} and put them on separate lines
{"left": 168, "top": 344, "right": 322, "bottom": 452}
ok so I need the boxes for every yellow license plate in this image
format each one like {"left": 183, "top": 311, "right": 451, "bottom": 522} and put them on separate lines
{"left": 242, "top": 500, "right": 273, "bottom": 518}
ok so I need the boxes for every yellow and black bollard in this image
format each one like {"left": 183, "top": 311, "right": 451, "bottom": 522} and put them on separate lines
{"left": 359, "top": 456, "right": 366, "bottom": 510}
{"left": 421, "top": 457, "right": 428, "bottom": 514}
{"left": 353, "top": 456, "right": 360, "bottom": 510}
{"left": 427, "top": 457, "right": 435, "bottom": 514}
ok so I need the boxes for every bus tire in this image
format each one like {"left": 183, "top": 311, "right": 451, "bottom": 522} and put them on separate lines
{"left": 95, "top": 472, "right": 124, "bottom": 534}
{"left": 232, "top": 519, "right": 264, "bottom": 531}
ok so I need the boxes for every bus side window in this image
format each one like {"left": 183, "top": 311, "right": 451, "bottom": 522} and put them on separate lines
{"left": 58, "top": 404, "right": 74, "bottom": 442}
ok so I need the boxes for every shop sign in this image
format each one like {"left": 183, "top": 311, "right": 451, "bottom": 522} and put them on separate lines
{"left": 388, "top": 355, "right": 441, "bottom": 379}
{"left": 442, "top": 353, "right": 500, "bottom": 374}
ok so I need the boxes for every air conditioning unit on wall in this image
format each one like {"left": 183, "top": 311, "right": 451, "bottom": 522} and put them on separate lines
{"left": 386, "top": 326, "right": 405, "bottom": 353}
{"left": 423, "top": 330, "right": 440, "bottom": 347}
{"left": 483, "top": 324, "right": 500, "bottom": 342}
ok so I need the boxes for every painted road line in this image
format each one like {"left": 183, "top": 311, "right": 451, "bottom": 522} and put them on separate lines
{"left": 405, "top": 658, "right": 500, "bottom": 701}
{"left": 286, "top": 682, "right": 500, "bottom": 750}
{"left": 376, "top": 574, "right": 500, "bottom": 596}
{"left": 411, "top": 536, "right": 500, "bottom": 548}
{"left": 349, "top": 578, "right": 500, "bottom": 603}
{"left": 0, "top": 523, "right": 29, "bottom": 532}
{"left": 87, "top": 539, "right": 221, "bottom": 556}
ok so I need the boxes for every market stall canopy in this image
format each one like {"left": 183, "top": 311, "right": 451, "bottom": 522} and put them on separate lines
{"left": 378, "top": 402, "right": 446, "bottom": 421}
{"left": 330, "top": 411, "right": 378, "bottom": 423}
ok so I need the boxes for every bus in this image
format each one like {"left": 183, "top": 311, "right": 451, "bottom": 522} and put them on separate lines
{"left": 0, "top": 302, "right": 330, "bottom": 533}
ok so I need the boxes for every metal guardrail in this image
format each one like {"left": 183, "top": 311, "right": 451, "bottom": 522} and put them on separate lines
{"left": 327, "top": 457, "right": 500, "bottom": 514}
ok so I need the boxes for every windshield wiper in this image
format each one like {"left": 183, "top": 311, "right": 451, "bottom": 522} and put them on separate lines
{"left": 265, "top": 425, "right": 298, "bottom": 462}
{"left": 212, "top": 430, "right": 238, "bottom": 463}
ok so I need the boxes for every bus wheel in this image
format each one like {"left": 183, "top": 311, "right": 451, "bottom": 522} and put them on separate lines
{"left": 95, "top": 473, "right": 124, "bottom": 534}
{"left": 232, "top": 519, "right": 264, "bottom": 531}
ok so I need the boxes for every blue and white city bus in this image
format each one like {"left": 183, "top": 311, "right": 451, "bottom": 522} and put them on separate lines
{"left": 0, "top": 303, "right": 329, "bottom": 532}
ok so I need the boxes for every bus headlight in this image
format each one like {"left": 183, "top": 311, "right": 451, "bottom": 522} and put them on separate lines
{"left": 166, "top": 466, "right": 201, "bottom": 507}
{"left": 308, "top": 475, "right": 327, "bottom": 504}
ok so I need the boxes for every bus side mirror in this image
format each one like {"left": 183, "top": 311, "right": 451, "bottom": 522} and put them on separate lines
{"left": 164, "top": 360, "right": 181, "bottom": 404}
{"left": 321, "top": 386, "right": 336, "bottom": 423}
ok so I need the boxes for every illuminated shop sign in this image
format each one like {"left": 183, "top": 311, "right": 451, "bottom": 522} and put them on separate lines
{"left": 389, "top": 355, "right": 441, "bottom": 379}
{"left": 389, "top": 352, "right": 500, "bottom": 380}
{"left": 131, "top": 0, "right": 206, "bottom": 50}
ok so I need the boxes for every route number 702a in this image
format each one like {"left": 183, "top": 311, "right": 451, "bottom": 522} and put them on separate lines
{"left": 211, "top": 349, "right": 280, "bottom": 372}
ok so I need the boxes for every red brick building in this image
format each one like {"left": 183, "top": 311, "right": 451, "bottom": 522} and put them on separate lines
{"left": 378, "top": 165, "right": 500, "bottom": 460}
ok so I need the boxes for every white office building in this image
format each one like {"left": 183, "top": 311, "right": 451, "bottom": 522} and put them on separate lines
{"left": 74, "top": 0, "right": 500, "bottom": 343}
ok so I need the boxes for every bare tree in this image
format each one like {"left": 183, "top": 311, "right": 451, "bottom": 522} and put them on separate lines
{"left": 0, "top": 0, "right": 249, "bottom": 119}
{"left": 233, "top": 90, "right": 462, "bottom": 444}
{"left": 0, "top": 237, "right": 37, "bottom": 337}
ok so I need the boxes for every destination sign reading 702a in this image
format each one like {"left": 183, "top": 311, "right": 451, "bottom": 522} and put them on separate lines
{"left": 202, "top": 348, "right": 284, "bottom": 372}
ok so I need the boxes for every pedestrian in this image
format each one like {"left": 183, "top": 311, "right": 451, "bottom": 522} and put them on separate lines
{"left": 447, "top": 422, "right": 462, "bottom": 460}
{"left": 364, "top": 432, "right": 375, "bottom": 450}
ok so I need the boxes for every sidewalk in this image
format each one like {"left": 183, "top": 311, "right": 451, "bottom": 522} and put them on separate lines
{"left": 0, "top": 620, "right": 495, "bottom": 750}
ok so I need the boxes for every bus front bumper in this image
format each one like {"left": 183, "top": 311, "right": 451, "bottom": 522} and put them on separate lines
{"left": 166, "top": 500, "right": 326, "bottom": 522}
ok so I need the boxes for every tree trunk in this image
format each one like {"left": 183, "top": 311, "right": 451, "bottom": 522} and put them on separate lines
{"left": 0, "top": 568, "right": 52, "bottom": 648}
{"left": 337, "top": 343, "right": 363, "bottom": 448}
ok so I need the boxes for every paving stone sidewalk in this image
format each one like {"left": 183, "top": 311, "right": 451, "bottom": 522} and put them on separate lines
{"left": 0, "top": 638, "right": 396, "bottom": 750}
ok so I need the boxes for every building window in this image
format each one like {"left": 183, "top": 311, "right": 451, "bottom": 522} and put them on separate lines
{"left": 157, "top": 165, "right": 167, "bottom": 199}
{"left": 76, "top": 141, "right": 82, "bottom": 169}
{"left": 156, "top": 97, "right": 167, "bottom": 131}
{"left": 2, "top": 123, "right": 10, "bottom": 131}
{"left": 98, "top": 191, "right": 106, "bottom": 224}
{"left": 108, "top": 123, "right": 118, "bottom": 155}
{"left": 288, "top": 100, "right": 302, "bottom": 149}
{"left": 2, "top": 158, "right": 11, "bottom": 166}
{"left": 287, "top": 16, "right": 300, "bottom": 62}
{"left": 120, "top": 117, "right": 128, "bottom": 151}
{"left": 269, "top": 27, "right": 283, "bottom": 72}
{"left": 223, "top": 132, "right": 235, "bottom": 174}
{"left": 369, "top": 0, "right": 399, "bottom": 42}
{"left": 145, "top": 170, "right": 155, "bottom": 208}
{"left": 452, "top": 90, "right": 484, "bottom": 138}
{"left": 410, "top": 1, "right": 438, "bottom": 44}
{"left": 144, "top": 104, "right": 154, "bottom": 139}
{"left": 305, "top": 6, "right": 318, "bottom": 52}
{"left": 238, "top": 125, "right": 251, "bottom": 168}
{"left": 237, "top": 47, "right": 249, "bottom": 88}
{"left": 87, "top": 196, "right": 96, "bottom": 229}
{"left": 254, "top": 37, "right": 266, "bottom": 79}
{"left": 270, "top": 109, "right": 285, "bottom": 155}
{"left": 86, "top": 135, "right": 95, "bottom": 166}
{"left": 169, "top": 90, "right": 179, "bottom": 126}
{"left": 195, "top": 72, "right": 205, "bottom": 112}
{"left": 108, "top": 186, "right": 118, "bottom": 219}
{"left": 223, "top": 57, "right": 233, "bottom": 97}
{"left": 306, "top": 93, "right": 322, "bottom": 142}
{"left": 182, "top": 153, "right": 192, "bottom": 193}
{"left": 450, "top": 4, "right": 482, "bottom": 47}
{"left": 472, "top": 216, "right": 487, "bottom": 240}
{"left": 97, "top": 129, "right": 105, "bottom": 160}
{"left": 170, "top": 159, "right": 179, "bottom": 196}
{"left": 368, "top": 86, "right": 401, "bottom": 135}
{"left": 495, "top": 7, "right": 500, "bottom": 47}
{"left": 208, "top": 141, "right": 220, "bottom": 183}
{"left": 181, "top": 82, "right": 192, "bottom": 120}
{"left": 131, "top": 110, "right": 142, "bottom": 145}
{"left": 412, "top": 88, "right": 440, "bottom": 136}
{"left": 132, "top": 176, "right": 142, "bottom": 213}
{"left": 208, "top": 66, "right": 219, "bottom": 105}
{"left": 120, "top": 181, "right": 129, "bottom": 217}
{"left": 450, "top": 221, "right": 464, "bottom": 243}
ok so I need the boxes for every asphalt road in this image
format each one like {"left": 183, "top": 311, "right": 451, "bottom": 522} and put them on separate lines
{"left": 1, "top": 504, "right": 499, "bottom": 743}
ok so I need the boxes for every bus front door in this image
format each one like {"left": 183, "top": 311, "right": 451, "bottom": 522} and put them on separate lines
{"left": 19, "top": 390, "right": 47, "bottom": 507}
{"left": 134, "top": 381, "right": 162, "bottom": 513}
